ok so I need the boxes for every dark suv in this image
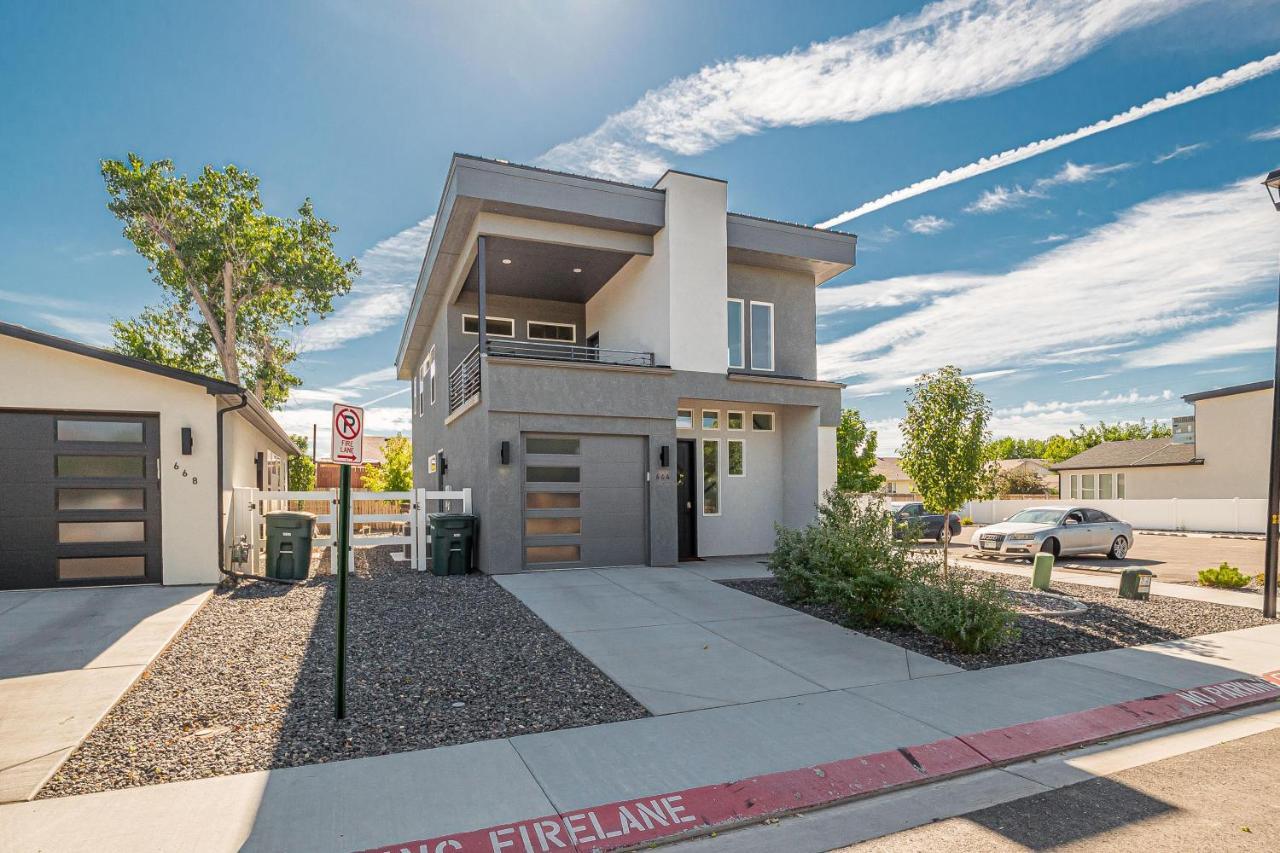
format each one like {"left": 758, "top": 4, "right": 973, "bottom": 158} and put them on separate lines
{"left": 892, "top": 502, "right": 962, "bottom": 542}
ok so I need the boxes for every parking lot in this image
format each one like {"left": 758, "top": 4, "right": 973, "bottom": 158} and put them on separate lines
{"left": 942, "top": 526, "right": 1264, "bottom": 585}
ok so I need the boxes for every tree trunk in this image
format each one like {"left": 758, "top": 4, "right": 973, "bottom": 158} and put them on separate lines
{"left": 941, "top": 510, "right": 951, "bottom": 580}
{"left": 219, "top": 261, "right": 240, "bottom": 386}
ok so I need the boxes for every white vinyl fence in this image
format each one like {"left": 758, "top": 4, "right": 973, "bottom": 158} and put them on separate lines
{"left": 229, "top": 486, "right": 472, "bottom": 574}
{"left": 961, "top": 498, "right": 1266, "bottom": 534}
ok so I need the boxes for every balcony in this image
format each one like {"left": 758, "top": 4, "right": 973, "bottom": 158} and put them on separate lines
{"left": 448, "top": 345, "right": 481, "bottom": 413}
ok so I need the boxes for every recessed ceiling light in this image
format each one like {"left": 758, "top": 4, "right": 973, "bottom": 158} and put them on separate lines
{"left": 501, "top": 258, "right": 512, "bottom": 265}
{"left": 572, "top": 267, "right": 582, "bottom": 273}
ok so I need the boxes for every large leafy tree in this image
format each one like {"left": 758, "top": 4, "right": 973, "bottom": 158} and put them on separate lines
{"left": 900, "top": 366, "right": 992, "bottom": 575}
{"left": 835, "top": 408, "right": 885, "bottom": 493}
{"left": 102, "top": 154, "right": 358, "bottom": 408}
{"left": 363, "top": 435, "right": 413, "bottom": 493}
{"left": 989, "top": 420, "right": 1172, "bottom": 465}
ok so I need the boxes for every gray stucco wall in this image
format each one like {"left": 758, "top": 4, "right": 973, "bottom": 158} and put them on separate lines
{"left": 727, "top": 263, "right": 817, "bottom": 379}
{"left": 447, "top": 292, "right": 587, "bottom": 373}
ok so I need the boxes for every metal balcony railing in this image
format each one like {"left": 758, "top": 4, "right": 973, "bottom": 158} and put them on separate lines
{"left": 448, "top": 344, "right": 481, "bottom": 412}
{"left": 485, "top": 338, "right": 655, "bottom": 367}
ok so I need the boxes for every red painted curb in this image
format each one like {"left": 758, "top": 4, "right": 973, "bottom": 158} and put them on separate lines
{"left": 356, "top": 675, "right": 1280, "bottom": 853}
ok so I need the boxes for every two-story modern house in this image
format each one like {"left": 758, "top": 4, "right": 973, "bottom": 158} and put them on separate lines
{"left": 395, "top": 155, "right": 854, "bottom": 573}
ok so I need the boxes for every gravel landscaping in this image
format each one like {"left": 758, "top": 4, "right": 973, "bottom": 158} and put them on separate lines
{"left": 40, "top": 546, "right": 647, "bottom": 798}
{"left": 723, "top": 567, "right": 1274, "bottom": 670}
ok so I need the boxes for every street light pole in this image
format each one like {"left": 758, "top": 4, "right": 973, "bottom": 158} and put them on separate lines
{"left": 1262, "top": 169, "right": 1280, "bottom": 620}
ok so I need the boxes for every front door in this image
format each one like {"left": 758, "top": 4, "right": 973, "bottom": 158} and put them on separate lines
{"left": 676, "top": 438, "right": 697, "bottom": 560}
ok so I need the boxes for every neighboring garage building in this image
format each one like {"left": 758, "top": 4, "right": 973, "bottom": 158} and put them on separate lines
{"left": 0, "top": 322, "right": 297, "bottom": 590}
{"left": 1055, "top": 379, "right": 1272, "bottom": 501}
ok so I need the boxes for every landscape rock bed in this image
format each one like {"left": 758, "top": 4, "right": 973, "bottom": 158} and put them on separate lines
{"left": 40, "top": 547, "right": 647, "bottom": 798}
{"left": 724, "top": 568, "right": 1273, "bottom": 670}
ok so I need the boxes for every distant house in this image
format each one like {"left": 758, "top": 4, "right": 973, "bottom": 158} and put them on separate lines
{"left": 873, "top": 457, "right": 917, "bottom": 499}
{"left": 1054, "top": 380, "right": 1271, "bottom": 500}
{"left": 316, "top": 435, "right": 391, "bottom": 488}
{"left": 994, "top": 458, "right": 1056, "bottom": 494}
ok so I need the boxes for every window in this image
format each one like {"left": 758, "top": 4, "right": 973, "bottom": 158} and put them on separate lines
{"left": 59, "top": 521, "right": 145, "bottom": 544}
{"left": 57, "top": 420, "right": 143, "bottom": 443}
{"left": 526, "top": 492, "right": 580, "bottom": 509}
{"left": 462, "top": 314, "right": 515, "bottom": 338}
{"left": 727, "top": 411, "right": 745, "bottom": 431}
{"left": 57, "top": 489, "right": 144, "bottom": 511}
{"left": 676, "top": 409, "right": 694, "bottom": 430}
{"left": 58, "top": 556, "right": 145, "bottom": 580}
{"left": 1083, "top": 509, "right": 1110, "bottom": 524}
{"left": 702, "top": 410, "right": 720, "bottom": 430}
{"left": 525, "top": 466, "right": 580, "bottom": 483}
{"left": 1099, "top": 473, "right": 1114, "bottom": 500}
{"left": 526, "top": 545, "right": 581, "bottom": 564}
{"left": 751, "top": 412, "right": 774, "bottom": 431}
{"left": 526, "top": 437, "right": 580, "bottom": 455}
{"left": 1081, "top": 473, "right": 1096, "bottom": 500}
{"left": 57, "top": 456, "right": 144, "bottom": 478}
{"left": 428, "top": 347, "right": 436, "bottom": 406}
{"left": 727, "top": 298, "right": 745, "bottom": 369}
{"left": 728, "top": 439, "right": 745, "bottom": 476}
{"left": 1069, "top": 474, "right": 1079, "bottom": 499}
{"left": 702, "top": 439, "right": 720, "bottom": 515}
{"left": 525, "top": 517, "right": 582, "bottom": 535}
{"left": 1117, "top": 473, "right": 1126, "bottom": 499}
{"left": 749, "top": 301, "right": 774, "bottom": 371}
{"left": 528, "top": 321, "right": 576, "bottom": 342}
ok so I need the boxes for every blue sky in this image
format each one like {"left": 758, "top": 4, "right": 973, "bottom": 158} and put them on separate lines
{"left": 3, "top": 0, "right": 1280, "bottom": 454}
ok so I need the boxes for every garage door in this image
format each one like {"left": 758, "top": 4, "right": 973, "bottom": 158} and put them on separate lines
{"left": 0, "top": 412, "right": 162, "bottom": 590}
{"left": 522, "top": 434, "right": 647, "bottom": 569}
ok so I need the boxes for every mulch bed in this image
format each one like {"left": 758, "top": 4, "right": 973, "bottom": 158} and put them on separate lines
{"left": 723, "top": 567, "right": 1274, "bottom": 671}
{"left": 40, "top": 547, "right": 647, "bottom": 798}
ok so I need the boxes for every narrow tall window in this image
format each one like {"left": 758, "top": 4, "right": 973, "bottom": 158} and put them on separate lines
{"left": 1099, "top": 473, "right": 1114, "bottom": 500}
{"left": 727, "top": 298, "right": 744, "bottom": 369}
{"left": 702, "top": 439, "right": 720, "bottom": 515}
{"left": 1116, "top": 473, "right": 1126, "bottom": 499}
{"left": 428, "top": 347, "right": 437, "bottom": 406}
{"left": 749, "top": 301, "right": 774, "bottom": 371}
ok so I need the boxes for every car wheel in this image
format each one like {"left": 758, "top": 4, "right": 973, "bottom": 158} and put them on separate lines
{"left": 1040, "top": 537, "right": 1060, "bottom": 558}
{"left": 1108, "top": 536, "right": 1129, "bottom": 560}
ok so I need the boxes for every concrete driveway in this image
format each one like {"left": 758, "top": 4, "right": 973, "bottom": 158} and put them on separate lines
{"left": 939, "top": 527, "right": 1262, "bottom": 584}
{"left": 0, "top": 584, "right": 210, "bottom": 803}
{"left": 497, "top": 558, "right": 959, "bottom": 715}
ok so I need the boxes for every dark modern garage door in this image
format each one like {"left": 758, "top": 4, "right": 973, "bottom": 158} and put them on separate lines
{"left": 522, "top": 433, "right": 647, "bottom": 569}
{"left": 0, "top": 412, "right": 162, "bottom": 590}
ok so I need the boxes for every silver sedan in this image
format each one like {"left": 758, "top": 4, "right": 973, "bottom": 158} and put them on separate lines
{"left": 972, "top": 506, "right": 1134, "bottom": 561}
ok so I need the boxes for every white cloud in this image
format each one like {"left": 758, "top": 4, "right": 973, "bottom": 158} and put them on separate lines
{"left": 817, "top": 179, "right": 1278, "bottom": 394}
{"left": 285, "top": 366, "right": 399, "bottom": 406}
{"left": 34, "top": 313, "right": 113, "bottom": 345}
{"left": 539, "top": 0, "right": 1197, "bottom": 181}
{"left": 1126, "top": 309, "right": 1276, "bottom": 368}
{"left": 905, "top": 214, "right": 953, "bottom": 235}
{"left": 994, "top": 389, "right": 1171, "bottom": 417}
{"left": 0, "top": 288, "right": 92, "bottom": 313}
{"left": 817, "top": 50, "right": 1280, "bottom": 227}
{"left": 296, "top": 216, "right": 434, "bottom": 353}
{"left": 1249, "top": 125, "right": 1280, "bottom": 142}
{"left": 963, "top": 161, "right": 1130, "bottom": 213}
{"left": 1035, "top": 233, "right": 1070, "bottom": 244}
{"left": 964, "top": 184, "right": 1046, "bottom": 213}
{"left": 1153, "top": 142, "right": 1207, "bottom": 163}
{"left": 1065, "top": 372, "right": 1113, "bottom": 382}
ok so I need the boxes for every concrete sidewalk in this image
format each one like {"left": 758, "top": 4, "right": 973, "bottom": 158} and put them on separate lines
{"left": 0, "top": 585, "right": 210, "bottom": 803}
{"left": 4, "top": 619, "right": 1277, "bottom": 852}
{"left": 497, "top": 559, "right": 958, "bottom": 714}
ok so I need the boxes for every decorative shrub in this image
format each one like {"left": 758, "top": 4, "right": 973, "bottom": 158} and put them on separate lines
{"left": 769, "top": 489, "right": 922, "bottom": 624}
{"left": 1198, "top": 562, "right": 1252, "bottom": 589}
{"left": 960, "top": 516, "right": 974, "bottom": 526}
{"left": 902, "top": 574, "right": 1020, "bottom": 654}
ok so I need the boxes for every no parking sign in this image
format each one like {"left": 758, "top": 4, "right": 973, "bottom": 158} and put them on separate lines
{"left": 331, "top": 403, "right": 364, "bottom": 464}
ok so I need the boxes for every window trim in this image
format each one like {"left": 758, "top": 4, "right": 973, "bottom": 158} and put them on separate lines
{"left": 751, "top": 411, "right": 775, "bottom": 432}
{"left": 1070, "top": 474, "right": 1078, "bottom": 499}
{"left": 701, "top": 409, "right": 720, "bottom": 430}
{"left": 676, "top": 408, "right": 694, "bottom": 430}
{"left": 748, "top": 300, "right": 775, "bottom": 372}
{"left": 726, "top": 410, "right": 745, "bottom": 431}
{"left": 701, "top": 438, "right": 721, "bottom": 516}
{"left": 526, "top": 320, "right": 577, "bottom": 343}
{"left": 426, "top": 346, "right": 436, "bottom": 407}
{"left": 727, "top": 438, "right": 745, "bottom": 477}
{"left": 461, "top": 314, "right": 516, "bottom": 338}
{"left": 1116, "top": 472, "right": 1126, "bottom": 499}
{"left": 727, "top": 297, "right": 745, "bottom": 369}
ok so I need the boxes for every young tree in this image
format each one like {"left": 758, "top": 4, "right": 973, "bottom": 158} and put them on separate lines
{"left": 363, "top": 435, "right": 413, "bottom": 493}
{"left": 102, "top": 154, "right": 358, "bottom": 408}
{"left": 288, "top": 435, "right": 316, "bottom": 491}
{"left": 836, "top": 408, "right": 886, "bottom": 493}
{"left": 899, "top": 366, "right": 992, "bottom": 575}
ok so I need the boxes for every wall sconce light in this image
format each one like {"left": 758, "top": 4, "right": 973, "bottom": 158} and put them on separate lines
{"left": 659, "top": 444, "right": 670, "bottom": 467}
{"left": 499, "top": 440, "right": 511, "bottom": 465}
{"left": 181, "top": 427, "right": 193, "bottom": 455}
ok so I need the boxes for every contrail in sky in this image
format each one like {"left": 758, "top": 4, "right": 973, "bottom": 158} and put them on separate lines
{"left": 816, "top": 51, "right": 1280, "bottom": 229}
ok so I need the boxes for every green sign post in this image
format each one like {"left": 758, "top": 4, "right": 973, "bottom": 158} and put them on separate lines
{"left": 330, "top": 403, "right": 364, "bottom": 720}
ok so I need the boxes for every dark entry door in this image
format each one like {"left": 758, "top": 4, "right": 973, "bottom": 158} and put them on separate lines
{"left": 676, "top": 439, "right": 697, "bottom": 560}
{"left": 0, "top": 411, "right": 162, "bottom": 590}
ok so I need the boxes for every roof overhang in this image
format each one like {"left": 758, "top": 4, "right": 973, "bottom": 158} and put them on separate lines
{"left": 217, "top": 392, "right": 301, "bottom": 456}
{"left": 727, "top": 213, "right": 856, "bottom": 284}
{"left": 1182, "top": 379, "right": 1273, "bottom": 403}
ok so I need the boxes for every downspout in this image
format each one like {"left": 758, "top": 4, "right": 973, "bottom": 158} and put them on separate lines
{"left": 216, "top": 392, "right": 250, "bottom": 579}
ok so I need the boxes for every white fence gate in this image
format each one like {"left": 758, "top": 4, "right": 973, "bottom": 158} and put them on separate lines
{"left": 229, "top": 486, "right": 472, "bottom": 574}
{"left": 960, "top": 497, "right": 1266, "bottom": 534}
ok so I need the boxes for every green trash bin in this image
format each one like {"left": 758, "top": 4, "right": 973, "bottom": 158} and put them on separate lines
{"left": 1119, "top": 568, "right": 1154, "bottom": 601}
{"left": 264, "top": 511, "right": 316, "bottom": 580}
{"left": 429, "top": 513, "right": 477, "bottom": 576}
